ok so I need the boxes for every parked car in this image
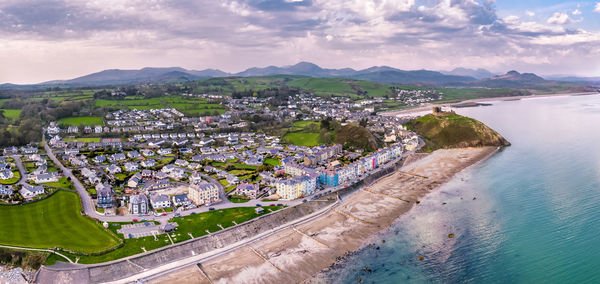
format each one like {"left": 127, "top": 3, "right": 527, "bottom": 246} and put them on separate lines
{"left": 208, "top": 207, "right": 215, "bottom": 211}
{"left": 256, "top": 204, "right": 262, "bottom": 207}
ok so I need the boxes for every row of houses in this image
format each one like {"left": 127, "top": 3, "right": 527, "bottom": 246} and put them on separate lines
{"left": 275, "top": 143, "right": 404, "bottom": 199}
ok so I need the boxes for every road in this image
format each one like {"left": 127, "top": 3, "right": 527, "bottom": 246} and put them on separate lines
{"left": 106, "top": 195, "right": 342, "bottom": 284}
{"left": 10, "top": 155, "right": 27, "bottom": 185}
{"left": 42, "top": 137, "right": 298, "bottom": 223}
{"left": 43, "top": 133, "right": 418, "bottom": 225}
{"left": 112, "top": 150, "right": 419, "bottom": 283}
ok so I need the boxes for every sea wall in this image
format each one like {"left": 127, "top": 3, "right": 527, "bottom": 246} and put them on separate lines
{"left": 38, "top": 198, "right": 335, "bottom": 283}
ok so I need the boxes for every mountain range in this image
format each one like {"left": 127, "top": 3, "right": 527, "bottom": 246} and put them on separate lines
{"left": 0, "top": 62, "right": 595, "bottom": 89}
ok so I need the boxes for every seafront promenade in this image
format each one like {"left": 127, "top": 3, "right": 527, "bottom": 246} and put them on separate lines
{"left": 125, "top": 147, "right": 498, "bottom": 284}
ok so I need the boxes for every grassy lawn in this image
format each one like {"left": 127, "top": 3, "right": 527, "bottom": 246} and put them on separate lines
{"left": 283, "top": 132, "right": 321, "bottom": 147}
{"left": 228, "top": 169, "right": 255, "bottom": 176}
{"left": 264, "top": 158, "right": 280, "bottom": 166}
{"left": 41, "top": 177, "right": 75, "bottom": 190}
{"left": 228, "top": 195, "right": 250, "bottom": 203}
{"left": 63, "top": 137, "right": 101, "bottom": 143}
{"left": 0, "top": 109, "right": 21, "bottom": 120}
{"left": 114, "top": 173, "right": 128, "bottom": 182}
{"left": 45, "top": 206, "right": 285, "bottom": 265}
{"left": 226, "top": 185, "right": 237, "bottom": 192}
{"left": 292, "top": 120, "right": 319, "bottom": 128}
{"left": 0, "top": 191, "right": 120, "bottom": 254}
{"left": 57, "top": 116, "right": 104, "bottom": 126}
{"left": 0, "top": 171, "right": 20, "bottom": 185}
{"left": 233, "top": 164, "right": 258, "bottom": 170}
{"left": 45, "top": 233, "right": 173, "bottom": 265}
{"left": 171, "top": 206, "right": 284, "bottom": 237}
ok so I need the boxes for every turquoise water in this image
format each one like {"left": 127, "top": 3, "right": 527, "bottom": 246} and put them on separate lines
{"left": 321, "top": 95, "right": 600, "bottom": 283}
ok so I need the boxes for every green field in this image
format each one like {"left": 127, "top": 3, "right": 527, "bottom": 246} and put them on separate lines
{"left": 63, "top": 137, "right": 101, "bottom": 143}
{"left": 0, "top": 191, "right": 120, "bottom": 253}
{"left": 286, "top": 78, "right": 394, "bottom": 98}
{"left": 172, "top": 206, "right": 284, "bottom": 237}
{"left": 283, "top": 132, "right": 321, "bottom": 147}
{"left": 0, "top": 109, "right": 21, "bottom": 120}
{"left": 41, "top": 177, "right": 75, "bottom": 190}
{"left": 46, "top": 206, "right": 285, "bottom": 264}
{"left": 264, "top": 158, "right": 281, "bottom": 166}
{"left": 57, "top": 116, "right": 104, "bottom": 126}
{"left": 292, "top": 120, "right": 319, "bottom": 128}
{"left": 95, "top": 96, "right": 226, "bottom": 116}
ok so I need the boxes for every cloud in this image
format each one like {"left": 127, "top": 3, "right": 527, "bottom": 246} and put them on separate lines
{"left": 595, "top": 3, "right": 600, "bottom": 13}
{"left": 572, "top": 9, "right": 581, "bottom": 15}
{"left": 1, "top": 0, "right": 600, "bottom": 83}
{"left": 547, "top": 12, "right": 571, "bottom": 25}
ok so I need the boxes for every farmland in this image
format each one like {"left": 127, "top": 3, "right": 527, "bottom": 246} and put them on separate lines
{"left": 57, "top": 116, "right": 104, "bottom": 126}
{"left": 0, "top": 109, "right": 21, "bottom": 120}
{"left": 95, "top": 96, "right": 226, "bottom": 116}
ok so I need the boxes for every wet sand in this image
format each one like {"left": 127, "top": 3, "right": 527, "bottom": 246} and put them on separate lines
{"left": 148, "top": 147, "right": 498, "bottom": 284}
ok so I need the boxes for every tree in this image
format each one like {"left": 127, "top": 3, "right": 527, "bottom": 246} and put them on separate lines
{"left": 359, "top": 118, "right": 368, "bottom": 127}
{"left": 320, "top": 117, "right": 332, "bottom": 130}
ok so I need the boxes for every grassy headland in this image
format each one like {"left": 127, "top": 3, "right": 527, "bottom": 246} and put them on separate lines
{"left": 406, "top": 111, "right": 510, "bottom": 151}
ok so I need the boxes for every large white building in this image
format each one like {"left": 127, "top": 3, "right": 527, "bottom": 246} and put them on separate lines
{"left": 188, "top": 181, "right": 220, "bottom": 206}
{"left": 275, "top": 174, "right": 317, "bottom": 200}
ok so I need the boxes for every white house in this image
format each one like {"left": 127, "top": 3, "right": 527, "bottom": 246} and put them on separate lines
{"left": 150, "top": 194, "right": 171, "bottom": 209}
{"left": 124, "top": 162, "right": 139, "bottom": 172}
{"left": 141, "top": 159, "right": 156, "bottom": 168}
{"left": 32, "top": 173, "right": 58, "bottom": 183}
{"left": 0, "top": 170, "right": 14, "bottom": 180}
{"left": 19, "top": 184, "right": 44, "bottom": 199}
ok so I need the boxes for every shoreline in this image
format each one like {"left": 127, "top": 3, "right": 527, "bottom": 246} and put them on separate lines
{"left": 380, "top": 91, "right": 598, "bottom": 117}
{"left": 147, "top": 147, "right": 499, "bottom": 284}
{"left": 310, "top": 146, "right": 502, "bottom": 282}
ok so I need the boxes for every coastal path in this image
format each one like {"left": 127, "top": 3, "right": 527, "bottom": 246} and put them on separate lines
{"left": 0, "top": 244, "right": 73, "bottom": 263}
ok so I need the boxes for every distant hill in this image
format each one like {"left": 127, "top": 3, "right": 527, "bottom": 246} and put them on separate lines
{"left": 0, "top": 62, "right": 594, "bottom": 91}
{"left": 546, "top": 75, "right": 600, "bottom": 83}
{"left": 350, "top": 70, "right": 476, "bottom": 85}
{"left": 471, "top": 70, "right": 547, "bottom": 88}
{"left": 443, "top": 68, "right": 496, "bottom": 79}
{"left": 405, "top": 111, "right": 510, "bottom": 151}
{"left": 235, "top": 62, "right": 357, "bottom": 77}
{"left": 6, "top": 62, "right": 477, "bottom": 88}
{"left": 44, "top": 67, "right": 208, "bottom": 86}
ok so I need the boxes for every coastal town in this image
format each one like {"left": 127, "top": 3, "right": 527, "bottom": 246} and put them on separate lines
{"left": 0, "top": 91, "right": 420, "bottom": 245}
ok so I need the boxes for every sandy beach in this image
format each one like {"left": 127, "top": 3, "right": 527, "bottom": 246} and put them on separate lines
{"left": 146, "top": 147, "right": 498, "bottom": 284}
{"left": 380, "top": 91, "right": 598, "bottom": 117}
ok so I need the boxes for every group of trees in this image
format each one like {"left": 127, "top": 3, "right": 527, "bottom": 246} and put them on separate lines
{"left": 0, "top": 97, "right": 92, "bottom": 147}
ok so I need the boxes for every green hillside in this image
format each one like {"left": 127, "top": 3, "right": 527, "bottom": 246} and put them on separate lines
{"left": 406, "top": 112, "right": 510, "bottom": 151}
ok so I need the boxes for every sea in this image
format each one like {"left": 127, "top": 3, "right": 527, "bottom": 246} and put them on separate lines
{"left": 320, "top": 94, "right": 600, "bottom": 283}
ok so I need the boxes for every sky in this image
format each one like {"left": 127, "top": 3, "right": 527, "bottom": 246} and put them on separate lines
{"left": 1, "top": 0, "right": 600, "bottom": 84}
